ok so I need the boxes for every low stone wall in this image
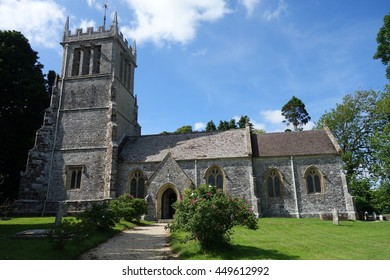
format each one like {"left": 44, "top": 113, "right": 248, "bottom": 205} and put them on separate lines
{"left": 14, "top": 199, "right": 113, "bottom": 216}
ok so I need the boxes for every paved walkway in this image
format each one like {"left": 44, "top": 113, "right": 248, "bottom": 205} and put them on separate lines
{"left": 79, "top": 223, "right": 174, "bottom": 260}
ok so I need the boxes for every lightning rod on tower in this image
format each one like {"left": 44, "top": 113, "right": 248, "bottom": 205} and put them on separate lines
{"left": 103, "top": 0, "right": 109, "bottom": 28}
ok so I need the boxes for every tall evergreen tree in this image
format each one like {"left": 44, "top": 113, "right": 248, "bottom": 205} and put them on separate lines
{"left": 217, "top": 120, "right": 230, "bottom": 131}
{"left": 281, "top": 96, "right": 311, "bottom": 131}
{"left": 205, "top": 120, "right": 216, "bottom": 132}
{"left": 0, "top": 31, "right": 49, "bottom": 199}
{"left": 228, "top": 119, "right": 237, "bottom": 129}
{"left": 237, "top": 115, "right": 253, "bottom": 129}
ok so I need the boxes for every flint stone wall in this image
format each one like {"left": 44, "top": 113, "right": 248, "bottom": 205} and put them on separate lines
{"left": 254, "top": 155, "right": 352, "bottom": 218}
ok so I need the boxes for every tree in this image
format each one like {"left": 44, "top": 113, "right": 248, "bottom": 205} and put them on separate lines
{"left": 174, "top": 125, "right": 193, "bottom": 134}
{"left": 205, "top": 120, "right": 216, "bottom": 132}
{"left": 217, "top": 120, "right": 230, "bottom": 131}
{"left": 0, "top": 31, "right": 49, "bottom": 199}
{"left": 237, "top": 115, "right": 253, "bottom": 129}
{"left": 46, "top": 70, "right": 58, "bottom": 97}
{"left": 373, "top": 12, "right": 390, "bottom": 79}
{"left": 281, "top": 96, "right": 311, "bottom": 131}
{"left": 317, "top": 89, "right": 389, "bottom": 212}
{"left": 369, "top": 86, "right": 390, "bottom": 182}
{"left": 228, "top": 119, "right": 237, "bottom": 129}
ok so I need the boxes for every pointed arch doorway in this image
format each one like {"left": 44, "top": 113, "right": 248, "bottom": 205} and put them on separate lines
{"left": 157, "top": 184, "right": 179, "bottom": 220}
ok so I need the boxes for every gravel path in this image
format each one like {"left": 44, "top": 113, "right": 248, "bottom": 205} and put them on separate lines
{"left": 79, "top": 223, "right": 174, "bottom": 260}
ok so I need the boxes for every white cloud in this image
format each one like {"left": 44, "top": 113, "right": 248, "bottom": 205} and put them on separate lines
{"left": 0, "top": 0, "right": 66, "bottom": 48}
{"left": 86, "top": 0, "right": 96, "bottom": 7}
{"left": 258, "top": 109, "right": 316, "bottom": 132}
{"left": 263, "top": 0, "right": 287, "bottom": 21}
{"left": 78, "top": 19, "right": 97, "bottom": 32}
{"left": 86, "top": 0, "right": 104, "bottom": 10}
{"left": 192, "top": 48, "right": 208, "bottom": 56}
{"left": 260, "top": 109, "right": 284, "bottom": 124}
{"left": 194, "top": 122, "right": 206, "bottom": 131}
{"left": 239, "top": 0, "right": 260, "bottom": 17}
{"left": 251, "top": 120, "right": 266, "bottom": 131}
{"left": 122, "top": 0, "right": 231, "bottom": 45}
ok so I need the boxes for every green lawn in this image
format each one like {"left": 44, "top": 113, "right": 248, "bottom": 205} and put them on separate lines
{"left": 2, "top": 217, "right": 389, "bottom": 260}
{"left": 171, "top": 218, "right": 390, "bottom": 260}
{"left": 0, "top": 217, "right": 137, "bottom": 260}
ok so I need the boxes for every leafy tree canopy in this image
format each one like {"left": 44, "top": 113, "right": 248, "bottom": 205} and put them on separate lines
{"left": 317, "top": 88, "right": 390, "bottom": 213}
{"left": 0, "top": 30, "right": 49, "bottom": 199}
{"left": 373, "top": 12, "right": 390, "bottom": 79}
{"left": 174, "top": 125, "right": 193, "bottom": 134}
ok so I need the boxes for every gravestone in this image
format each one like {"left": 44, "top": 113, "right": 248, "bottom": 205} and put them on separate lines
{"left": 373, "top": 212, "right": 377, "bottom": 221}
{"left": 379, "top": 215, "right": 383, "bottom": 221}
{"left": 332, "top": 208, "right": 339, "bottom": 225}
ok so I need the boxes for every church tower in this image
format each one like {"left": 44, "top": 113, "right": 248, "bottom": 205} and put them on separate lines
{"left": 18, "top": 13, "right": 139, "bottom": 214}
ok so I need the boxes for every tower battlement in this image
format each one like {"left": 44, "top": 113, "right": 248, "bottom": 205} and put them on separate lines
{"left": 62, "top": 12, "right": 136, "bottom": 58}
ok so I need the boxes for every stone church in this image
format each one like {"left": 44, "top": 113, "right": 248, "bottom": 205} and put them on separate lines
{"left": 17, "top": 15, "right": 356, "bottom": 220}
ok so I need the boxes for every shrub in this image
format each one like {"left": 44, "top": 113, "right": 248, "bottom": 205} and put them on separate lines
{"left": 109, "top": 194, "right": 147, "bottom": 222}
{"left": 169, "top": 184, "right": 258, "bottom": 250}
{"left": 0, "top": 198, "right": 15, "bottom": 220}
{"left": 78, "top": 201, "right": 119, "bottom": 232}
{"left": 48, "top": 218, "right": 90, "bottom": 250}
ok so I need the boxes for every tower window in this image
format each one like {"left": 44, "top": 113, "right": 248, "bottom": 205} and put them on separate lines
{"left": 82, "top": 48, "right": 91, "bottom": 75}
{"left": 92, "top": 46, "right": 101, "bottom": 74}
{"left": 72, "top": 48, "right": 81, "bottom": 76}
{"left": 66, "top": 166, "right": 83, "bottom": 189}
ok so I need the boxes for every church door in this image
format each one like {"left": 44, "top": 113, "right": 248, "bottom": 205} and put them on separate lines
{"left": 161, "top": 188, "right": 177, "bottom": 219}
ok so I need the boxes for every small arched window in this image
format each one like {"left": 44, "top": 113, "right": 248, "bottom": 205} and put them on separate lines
{"left": 266, "top": 169, "right": 282, "bottom": 197}
{"left": 206, "top": 166, "right": 224, "bottom": 189}
{"left": 128, "top": 170, "right": 146, "bottom": 198}
{"left": 305, "top": 167, "right": 323, "bottom": 194}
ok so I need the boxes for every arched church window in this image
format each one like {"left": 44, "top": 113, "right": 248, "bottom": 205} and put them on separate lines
{"left": 305, "top": 167, "right": 323, "bottom": 194}
{"left": 206, "top": 166, "right": 224, "bottom": 189}
{"left": 129, "top": 170, "right": 146, "bottom": 198}
{"left": 266, "top": 169, "right": 283, "bottom": 197}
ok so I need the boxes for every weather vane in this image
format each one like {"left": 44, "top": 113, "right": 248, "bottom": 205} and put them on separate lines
{"left": 103, "top": 0, "right": 109, "bottom": 28}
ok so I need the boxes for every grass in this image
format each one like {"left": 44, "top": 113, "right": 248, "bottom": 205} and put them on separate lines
{"left": 0, "top": 217, "right": 144, "bottom": 260}
{"left": 171, "top": 218, "right": 390, "bottom": 260}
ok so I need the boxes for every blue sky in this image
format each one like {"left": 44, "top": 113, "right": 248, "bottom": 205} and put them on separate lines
{"left": 0, "top": 0, "right": 388, "bottom": 135}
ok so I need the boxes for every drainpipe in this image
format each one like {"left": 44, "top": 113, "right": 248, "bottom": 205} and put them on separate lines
{"left": 291, "top": 156, "right": 300, "bottom": 219}
{"left": 41, "top": 43, "right": 69, "bottom": 216}
{"left": 194, "top": 159, "right": 198, "bottom": 187}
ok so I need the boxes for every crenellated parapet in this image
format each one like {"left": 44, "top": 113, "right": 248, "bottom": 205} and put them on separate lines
{"left": 62, "top": 12, "right": 136, "bottom": 61}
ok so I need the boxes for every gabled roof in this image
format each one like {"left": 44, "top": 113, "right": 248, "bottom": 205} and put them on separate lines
{"left": 120, "top": 128, "right": 251, "bottom": 162}
{"left": 251, "top": 129, "right": 341, "bottom": 157}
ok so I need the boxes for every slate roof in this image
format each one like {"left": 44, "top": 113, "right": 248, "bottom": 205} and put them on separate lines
{"left": 251, "top": 129, "right": 341, "bottom": 157}
{"left": 120, "top": 128, "right": 251, "bottom": 162}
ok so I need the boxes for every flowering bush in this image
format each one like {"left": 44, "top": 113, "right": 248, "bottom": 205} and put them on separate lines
{"left": 169, "top": 184, "right": 258, "bottom": 250}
